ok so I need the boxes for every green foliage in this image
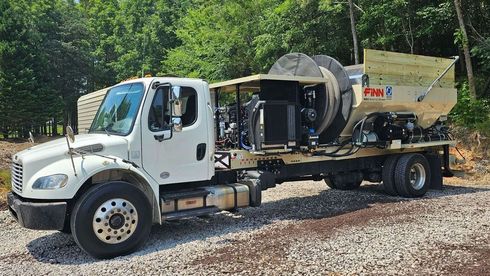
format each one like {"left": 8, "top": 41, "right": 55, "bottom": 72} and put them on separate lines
{"left": 0, "top": 0, "right": 91, "bottom": 136}
{"left": 472, "top": 38, "right": 490, "bottom": 74}
{"left": 475, "top": 120, "right": 490, "bottom": 137}
{"left": 2, "top": 0, "right": 490, "bottom": 137}
{"left": 0, "top": 0, "right": 187, "bottom": 136}
{"left": 450, "top": 82, "right": 490, "bottom": 128}
{"left": 254, "top": 0, "right": 351, "bottom": 69}
{"left": 165, "top": 0, "right": 354, "bottom": 81}
{"left": 357, "top": 0, "right": 456, "bottom": 56}
{"left": 164, "top": 0, "right": 271, "bottom": 81}
{"left": 79, "top": 0, "right": 120, "bottom": 88}
{"left": 79, "top": 0, "right": 188, "bottom": 86}
{"left": 0, "top": 169, "right": 11, "bottom": 193}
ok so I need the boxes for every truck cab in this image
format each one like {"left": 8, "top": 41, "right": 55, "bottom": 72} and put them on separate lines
{"left": 8, "top": 77, "right": 219, "bottom": 258}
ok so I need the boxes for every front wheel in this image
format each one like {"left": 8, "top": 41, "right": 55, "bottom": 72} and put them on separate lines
{"left": 70, "top": 181, "right": 152, "bottom": 259}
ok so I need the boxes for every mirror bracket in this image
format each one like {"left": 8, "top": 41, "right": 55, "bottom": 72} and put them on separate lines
{"left": 154, "top": 134, "right": 165, "bottom": 142}
{"left": 65, "top": 126, "right": 77, "bottom": 176}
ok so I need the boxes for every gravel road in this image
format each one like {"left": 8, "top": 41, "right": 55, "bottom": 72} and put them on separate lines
{"left": 0, "top": 180, "right": 489, "bottom": 275}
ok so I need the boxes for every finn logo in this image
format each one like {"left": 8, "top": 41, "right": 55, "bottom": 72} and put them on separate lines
{"left": 386, "top": 86, "right": 393, "bottom": 99}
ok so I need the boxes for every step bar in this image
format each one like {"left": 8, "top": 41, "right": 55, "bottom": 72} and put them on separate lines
{"left": 163, "top": 206, "right": 220, "bottom": 221}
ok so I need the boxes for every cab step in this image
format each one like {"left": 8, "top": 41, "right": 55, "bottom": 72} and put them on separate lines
{"left": 161, "top": 189, "right": 210, "bottom": 201}
{"left": 163, "top": 206, "right": 220, "bottom": 221}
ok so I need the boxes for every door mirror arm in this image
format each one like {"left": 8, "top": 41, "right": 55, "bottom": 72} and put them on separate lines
{"left": 153, "top": 127, "right": 173, "bottom": 142}
{"left": 154, "top": 134, "right": 165, "bottom": 142}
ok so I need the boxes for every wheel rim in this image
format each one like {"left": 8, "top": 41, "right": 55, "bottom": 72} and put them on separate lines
{"left": 93, "top": 198, "right": 138, "bottom": 244}
{"left": 409, "top": 163, "right": 426, "bottom": 190}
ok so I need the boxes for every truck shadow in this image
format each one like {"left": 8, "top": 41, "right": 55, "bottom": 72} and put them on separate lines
{"left": 26, "top": 182, "right": 489, "bottom": 265}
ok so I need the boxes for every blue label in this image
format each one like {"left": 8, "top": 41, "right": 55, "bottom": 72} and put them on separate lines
{"left": 386, "top": 86, "right": 393, "bottom": 97}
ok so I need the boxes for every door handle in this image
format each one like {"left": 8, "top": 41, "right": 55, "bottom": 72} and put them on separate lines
{"left": 196, "top": 143, "right": 206, "bottom": 161}
{"left": 154, "top": 134, "right": 165, "bottom": 142}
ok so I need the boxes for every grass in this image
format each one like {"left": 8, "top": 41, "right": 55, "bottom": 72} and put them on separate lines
{"left": 0, "top": 169, "right": 10, "bottom": 188}
{"left": 0, "top": 170, "right": 11, "bottom": 208}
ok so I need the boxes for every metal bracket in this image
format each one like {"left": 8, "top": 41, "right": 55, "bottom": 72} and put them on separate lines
{"left": 417, "top": 56, "right": 459, "bottom": 102}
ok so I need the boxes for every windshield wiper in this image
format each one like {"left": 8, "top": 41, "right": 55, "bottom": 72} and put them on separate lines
{"left": 102, "top": 123, "right": 114, "bottom": 136}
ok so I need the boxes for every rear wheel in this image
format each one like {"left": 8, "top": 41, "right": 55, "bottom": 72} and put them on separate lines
{"left": 394, "top": 153, "right": 431, "bottom": 198}
{"left": 382, "top": 155, "right": 400, "bottom": 196}
{"left": 325, "top": 176, "right": 362, "bottom": 190}
{"left": 70, "top": 181, "right": 152, "bottom": 259}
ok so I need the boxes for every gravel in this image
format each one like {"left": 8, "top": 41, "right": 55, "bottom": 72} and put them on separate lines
{"left": 0, "top": 180, "right": 489, "bottom": 275}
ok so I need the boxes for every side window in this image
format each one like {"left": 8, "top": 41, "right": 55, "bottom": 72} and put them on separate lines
{"left": 180, "top": 87, "right": 198, "bottom": 127}
{"left": 148, "top": 86, "right": 198, "bottom": 131}
{"left": 148, "top": 87, "right": 170, "bottom": 132}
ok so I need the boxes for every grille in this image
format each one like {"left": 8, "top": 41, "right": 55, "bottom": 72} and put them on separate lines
{"left": 11, "top": 162, "right": 23, "bottom": 194}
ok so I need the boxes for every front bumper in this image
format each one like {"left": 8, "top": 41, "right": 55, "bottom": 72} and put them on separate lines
{"left": 7, "top": 192, "right": 67, "bottom": 230}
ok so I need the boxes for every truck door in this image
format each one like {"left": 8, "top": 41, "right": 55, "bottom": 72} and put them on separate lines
{"left": 140, "top": 80, "right": 210, "bottom": 184}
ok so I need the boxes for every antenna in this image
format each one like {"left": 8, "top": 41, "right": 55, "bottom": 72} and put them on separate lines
{"left": 141, "top": 34, "right": 147, "bottom": 78}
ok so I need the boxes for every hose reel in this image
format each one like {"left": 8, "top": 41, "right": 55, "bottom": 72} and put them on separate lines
{"left": 269, "top": 53, "right": 353, "bottom": 143}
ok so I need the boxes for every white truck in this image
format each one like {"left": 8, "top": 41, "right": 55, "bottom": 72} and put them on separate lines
{"left": 7, "top": 50, "right": 457, "bottom": 258}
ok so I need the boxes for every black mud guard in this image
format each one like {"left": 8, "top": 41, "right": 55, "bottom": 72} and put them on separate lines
{"left": 425, "top": 153, "right": 443, "bottom": 190}
{"left": 442, "top": 145, "right": 455, "bottom": 177}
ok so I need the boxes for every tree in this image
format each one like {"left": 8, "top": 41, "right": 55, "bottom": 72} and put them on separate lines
{"left": 254, "top": 0, "right": 352, "bottom": 68}
{"left": 348, "top": 0, "right": 360, "bottom": 64}
{"left": 164, "top": 0, "right": 273, "bottom": 81}
{"left": 453, "top": 0, "right": 476, "bottom": 99}
{"left": 79, "top": 0, "right": 120, "bottom": 89}
{"left": 32, "top": 0, "right": 92, "bottom": 134}
{"left": 2, "top": 0, "right": 490, "bottom": 139}
{"left": 0, "top": 0, "right": 91, "bottom": 137}
{"left": 0, "top": 0, "right": 49, "bottom": 137}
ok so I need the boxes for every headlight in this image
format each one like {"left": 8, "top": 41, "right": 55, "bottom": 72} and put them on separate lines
{"left": 32, "top": 174, "right": 68, "bottom": 190}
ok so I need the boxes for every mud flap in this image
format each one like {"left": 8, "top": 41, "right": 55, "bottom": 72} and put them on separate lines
{"left": 425, "top": 153, "right": 443, "bottom": 190}
{"left": 442, "top": 145, "right": 454, "bottom": 177}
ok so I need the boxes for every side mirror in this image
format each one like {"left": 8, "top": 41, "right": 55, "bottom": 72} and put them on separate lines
{"left": 66, "top": 126, "right": 75, "bottom": 143}
{"left": 171, "top": 86, "right": 183, "bottom": 117}
{"left": 172, "top": 99, "right": 183, "bottom": 117}
{"left": 171, "top": 85, "right": 181, "bottom": 100}
{"left": 172, "top": 117, "right": 182, "bottom": 132}
{"left": 28, "top": 132, "right": 35, "bottom": 144}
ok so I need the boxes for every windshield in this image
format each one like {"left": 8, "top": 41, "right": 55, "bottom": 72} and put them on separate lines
{"left": 89, "top": 83, "right": 145, "bottom": 136}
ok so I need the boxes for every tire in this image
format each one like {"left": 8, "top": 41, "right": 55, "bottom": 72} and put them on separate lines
{"left": 324, "top": 176, "right": 362, "bottom": 190}
{"left": 324, "top": 177, "right": 337, "bottom": 189}
{"left": 382, "top": 155, "right": 400, "bottom": 196}
{"left": 394, "top": 153, "right": 431, "bottom": 198}
{"left": 70, "top": 181, "right": 152, "bottom": 259}
{"left": 59, "top": 220, "right": 71, "bottom": 234}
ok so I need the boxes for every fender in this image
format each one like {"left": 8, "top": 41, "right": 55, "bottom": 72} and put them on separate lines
{"left": 20, "top": 154, "right": 159, "bottom": 202}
